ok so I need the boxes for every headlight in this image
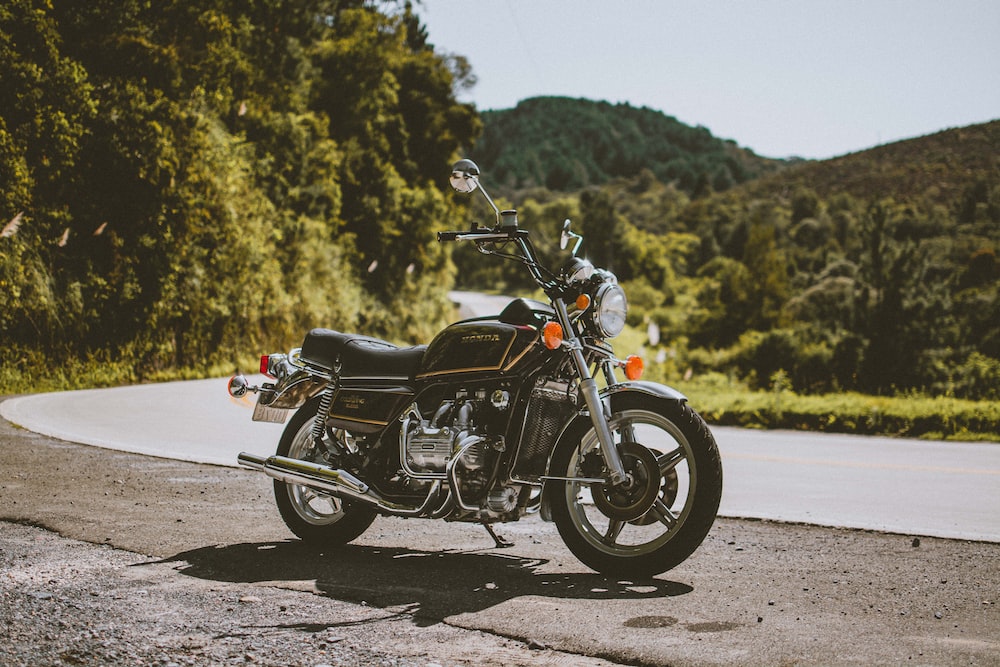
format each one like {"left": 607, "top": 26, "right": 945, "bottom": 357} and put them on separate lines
{"left": 592, "top": 282, "right": 628, "bottom": 338}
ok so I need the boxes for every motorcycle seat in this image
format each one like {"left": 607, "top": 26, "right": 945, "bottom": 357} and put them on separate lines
{"left": 300, "top": 328, "right": 426, "bottom": 380}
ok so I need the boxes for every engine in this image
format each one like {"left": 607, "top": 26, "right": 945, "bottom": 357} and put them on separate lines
{"left": 400, "top": 388, "right": 512, "bottom": 508}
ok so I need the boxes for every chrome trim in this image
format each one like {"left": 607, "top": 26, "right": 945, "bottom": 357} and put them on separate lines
{"left": 540, "top": 475, "right": 605, "bottom": 483}
{"left": 260, "top": 369, "right": 329, "bottom": 409}
{"left": 447, "top": 435, "right": 486, "bottom": 511}
{"left": 398, "top": 406, "right": 449, "bottom": 481}
{"left": 237, "top": 452, "right": 443, "bottom": 517}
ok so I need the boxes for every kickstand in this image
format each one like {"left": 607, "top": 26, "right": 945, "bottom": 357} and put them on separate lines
{"left": 482, "top": 523, "right": 514, "bottom": 548}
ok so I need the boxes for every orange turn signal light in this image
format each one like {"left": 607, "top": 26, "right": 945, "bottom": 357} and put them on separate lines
{"left": 543, "top": 321, "right": 564, "bottom": 350}
{"left": 575, "top": 294, "right": 591, "bottom": 311}
{"left": 624, "top": 354, "right": 644, "bottom": 380}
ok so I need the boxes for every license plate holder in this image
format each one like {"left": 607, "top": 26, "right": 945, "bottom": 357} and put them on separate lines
{"left": 252, "top": 400, "right": 288, "bottom": 424}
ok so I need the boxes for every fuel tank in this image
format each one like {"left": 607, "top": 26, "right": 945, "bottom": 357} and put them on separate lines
{"left": 416, "top": 299, "right": 551, "bottom": 379}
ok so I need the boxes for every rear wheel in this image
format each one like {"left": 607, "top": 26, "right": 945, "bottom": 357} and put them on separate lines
{"left": 549, "top": 394, "right": 722, "bottom": 577}
{"left": 273, "top": 397, "right": 377, "bottom": 546}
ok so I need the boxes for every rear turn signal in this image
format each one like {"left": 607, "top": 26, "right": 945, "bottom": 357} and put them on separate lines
{"left": 624, "top": 354, "right": 644, "bottom": 380}
{"left": 543, "top": 321, "right": 564, "bottom": 350}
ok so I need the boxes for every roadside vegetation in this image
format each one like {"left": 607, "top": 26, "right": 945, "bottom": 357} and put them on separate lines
{"left": 2, "top": 2, "right": 996, "bottom": 442}
{"left": 611, "top": 326, "right": 1000, "bottom": 443}
{"left": 676, "top": 377, "right": 1000, "bottom": 443}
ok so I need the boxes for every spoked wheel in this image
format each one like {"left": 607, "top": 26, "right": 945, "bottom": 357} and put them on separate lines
{"left": 273, "top": 397, "right": 377, "bottom": 547}
{"left": 549, "top": 394, "right": 722, "bottom": 577}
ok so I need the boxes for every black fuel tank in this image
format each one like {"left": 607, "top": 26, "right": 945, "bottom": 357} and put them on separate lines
{"left": 416, "top": 319, "right": 542, "bottom": 379}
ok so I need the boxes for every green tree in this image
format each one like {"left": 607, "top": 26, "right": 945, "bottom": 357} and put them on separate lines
{"left": 742, "top": 207, "right": 790, "bottom": 330}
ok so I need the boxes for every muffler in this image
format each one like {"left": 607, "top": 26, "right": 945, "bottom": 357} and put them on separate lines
{"left": 237, "top": 452, "right": 441, "bottom": 517}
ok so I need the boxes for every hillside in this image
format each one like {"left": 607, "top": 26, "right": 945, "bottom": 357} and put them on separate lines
{"left": 473, "top": 96, "right": 788, "bottom": 195}
{"left": 733, "top": 120, "right": 1000, "bottom": 206}
{"left": 455, "top": 116, "right": 1000, "bottom": 401}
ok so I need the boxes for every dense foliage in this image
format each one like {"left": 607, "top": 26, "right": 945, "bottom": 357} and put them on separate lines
{"left": 1, "top": 0, "right": 479, "bottom": 385}
{"left": 475, "top": 96, "right": 788, "bottom": 196}
{"left": 2, "top": 1, "right": 996, "bottom": 413}
{"left": 457, "top": 114, "right": 1000, "bottom": 402}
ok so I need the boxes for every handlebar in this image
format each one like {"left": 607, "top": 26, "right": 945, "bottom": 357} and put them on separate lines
{"left": 437, "top": 220, "right": 562, "bottom": 292}
{"left": 437, "top": 224, "right": 527, "bottom": 243}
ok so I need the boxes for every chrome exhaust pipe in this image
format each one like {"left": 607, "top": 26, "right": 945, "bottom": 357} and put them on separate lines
{"left": 237, "top": 452, "right": 442, "bottom": 517}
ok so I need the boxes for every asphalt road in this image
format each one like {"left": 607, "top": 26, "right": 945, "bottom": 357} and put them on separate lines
{"left": 3, "top": 378, "right": 999, "bottom": 543}
{"left": 2, "top": 411, "right": 998, "bottom": 667}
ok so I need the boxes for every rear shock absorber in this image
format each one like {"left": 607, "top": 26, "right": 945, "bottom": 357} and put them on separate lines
{"left": 310, "top": 357, "right": 342, "bottom": 451}
{"left": 311, "top": 386, "right": 336, "bottom": 446}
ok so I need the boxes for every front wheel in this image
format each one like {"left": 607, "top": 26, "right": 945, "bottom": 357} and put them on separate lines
{"left": 549, "top": 395, "right": 722, "bottom": 577}
{"left": 273, "top": 397, "right": 377, "bottom": 547}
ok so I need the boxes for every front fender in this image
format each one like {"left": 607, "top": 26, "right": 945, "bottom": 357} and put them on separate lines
{"left": 600, "top": 380, "right": 687, "bottom": 404}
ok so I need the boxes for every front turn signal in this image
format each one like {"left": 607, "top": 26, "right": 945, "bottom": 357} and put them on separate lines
{"left": 543, "top": 321, "right": 564, "bottom": 350}
{"left": 624, "top": 354, "right": 644, "bottom": 380}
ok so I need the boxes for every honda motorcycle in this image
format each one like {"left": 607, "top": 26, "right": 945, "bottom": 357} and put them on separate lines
{"left": 228, "top": 159, "right": 722, "bottom": 577}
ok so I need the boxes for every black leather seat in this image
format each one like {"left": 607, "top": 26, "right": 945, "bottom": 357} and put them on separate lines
{"left": 300, "top": 328, "right": 426, "bottom": 380}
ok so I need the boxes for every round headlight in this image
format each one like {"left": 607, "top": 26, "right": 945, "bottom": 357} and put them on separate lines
{"left": 592, "top": 282, "right": 628, "bottom": 338}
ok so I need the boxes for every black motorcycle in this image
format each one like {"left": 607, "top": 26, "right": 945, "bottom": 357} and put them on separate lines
{"left": 229, "top": 159, "right": 722, "bottom": 577}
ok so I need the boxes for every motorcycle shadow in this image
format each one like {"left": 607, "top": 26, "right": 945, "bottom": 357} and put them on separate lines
{"left": 155, "top": 539, "right": 693, "bottom": 625}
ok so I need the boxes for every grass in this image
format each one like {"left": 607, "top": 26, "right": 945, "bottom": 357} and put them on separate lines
{"left": 676, "top": 377, "right": 1000, "bottom": 443}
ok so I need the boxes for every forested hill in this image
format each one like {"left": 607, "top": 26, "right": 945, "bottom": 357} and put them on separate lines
{"left": 454, "top": 116, "right": 1000, "bottom": 401}
{"left": 732, "top": 120, "right": 1000, "bottom": 206}
{"left": 473, "top": 97, "right": 788, "bottom": 195}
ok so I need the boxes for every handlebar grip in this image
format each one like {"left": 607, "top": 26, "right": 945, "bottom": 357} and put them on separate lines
{"left": 437, "top": 231, "right": 462, "bottom": 242}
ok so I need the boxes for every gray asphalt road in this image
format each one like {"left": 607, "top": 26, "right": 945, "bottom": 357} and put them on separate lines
{"left": 3, "top": 420, "right": 998, "bottom": 667}
{"left": 3, "top": 377, "right": 998, "bottom": 542}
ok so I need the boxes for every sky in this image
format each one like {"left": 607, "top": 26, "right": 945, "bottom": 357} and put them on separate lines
{"left": 416, "top": 0, "right": 1000, "bottom": 159}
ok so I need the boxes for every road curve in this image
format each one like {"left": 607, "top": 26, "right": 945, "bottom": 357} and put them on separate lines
{"left": 3, "top": 378, "right": 998, "bottom": 543}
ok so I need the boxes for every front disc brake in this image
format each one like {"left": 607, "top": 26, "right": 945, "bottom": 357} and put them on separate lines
{"left": 630, "top": 469, "right": 679, "bottom": 526}
{"left": 589, "top": 442, "right": 661, "bottom": 522}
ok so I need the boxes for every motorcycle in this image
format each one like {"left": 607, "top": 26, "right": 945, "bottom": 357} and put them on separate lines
{"left": 228, "top": 159, "right": 722, "bottom": 577}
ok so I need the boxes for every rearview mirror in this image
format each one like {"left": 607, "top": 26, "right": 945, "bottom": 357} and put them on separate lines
{"left": 450, "top": 159, "right": 480, "bottom": 194}
{"left": 560, "top": 219, "right": 583, "bottom": 256}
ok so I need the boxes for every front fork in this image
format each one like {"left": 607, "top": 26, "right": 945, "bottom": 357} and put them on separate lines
{"left": 553, "top": 299, "right": 628, "bottom": 486}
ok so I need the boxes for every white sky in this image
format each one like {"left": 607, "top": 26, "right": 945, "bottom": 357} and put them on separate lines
{"left": 417, "top": 0, "right": 1000, "bottom": 159}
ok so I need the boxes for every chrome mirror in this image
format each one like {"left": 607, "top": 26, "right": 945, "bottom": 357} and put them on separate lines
{"left": 560, "top": 219, "right": 583, "bottom": 256}
{"left": 450, "top": 159, "right": 480, "bottom": 194}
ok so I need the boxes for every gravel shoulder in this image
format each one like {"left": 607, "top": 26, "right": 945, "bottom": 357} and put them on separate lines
{"left": 1, "top": 521, "right": 621, "bottom": 667}
{"left": 2, "top": 408, "right": 998, "bottom": 666}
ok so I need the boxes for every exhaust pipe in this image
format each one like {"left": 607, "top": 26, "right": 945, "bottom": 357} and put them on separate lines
{"left": 237, "top": 452, "right": 443, "bottom": 517}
